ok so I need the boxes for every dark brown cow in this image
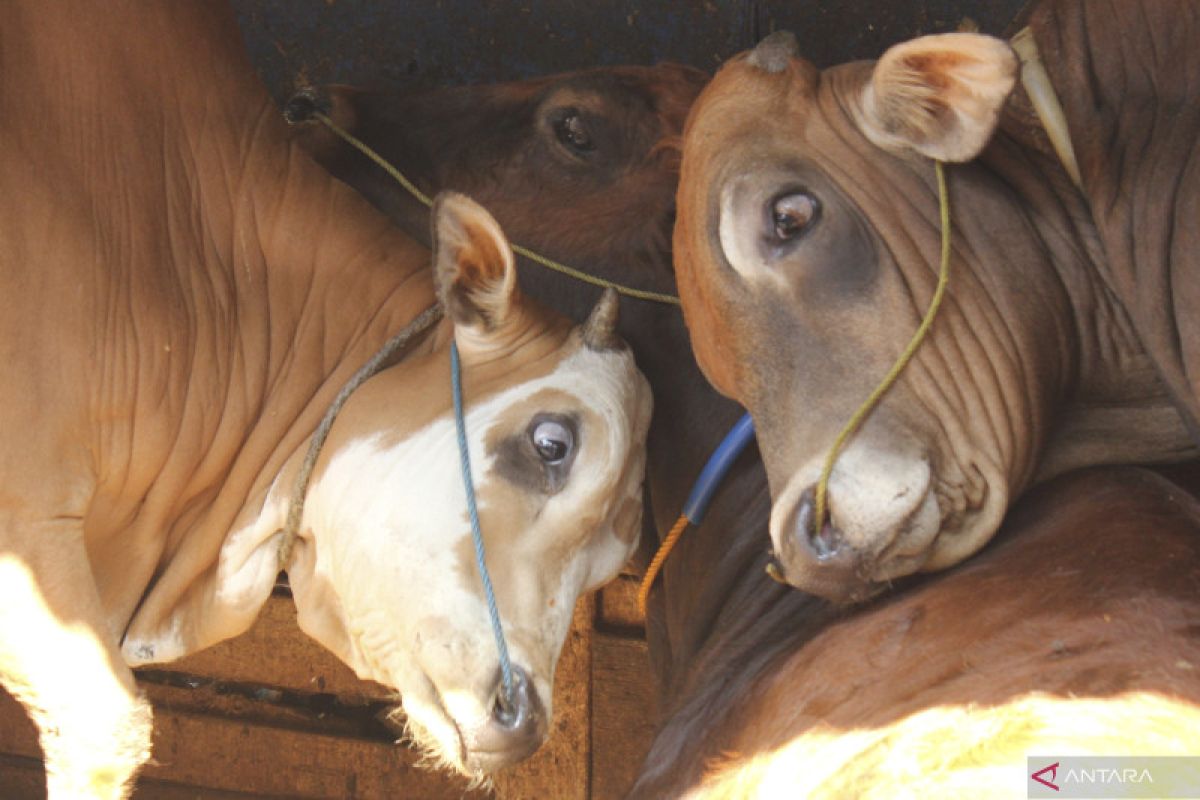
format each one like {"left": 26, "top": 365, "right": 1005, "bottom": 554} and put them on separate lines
{"left": 290, "top": 63, "right": 707, "bottom": 278}
{"left": 0, "top": 3, "right": 653, "bottom": 796}
{"left": 673, "top": 0, "right": 1200, "bottom": 600}
{"left": 629, "top": 468, "right": 1200, "bottom": 798}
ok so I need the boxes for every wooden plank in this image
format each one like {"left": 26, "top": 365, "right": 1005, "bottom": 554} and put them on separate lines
{"left": 0, "top": 753, "right": 286, "bottom": 800}
{"left": 0, "top": 753, "right": 49, "bottom": 800}
{"left": 597, "top": 574, "right": 645, "bottom": 632}
{"left": 590, "top": 634, "right": 657, "bottom": 800}
{"left": 158, "top": 592, "right": 390, "bottom": 701}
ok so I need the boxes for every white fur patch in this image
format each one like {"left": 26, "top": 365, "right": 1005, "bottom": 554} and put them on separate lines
{"left": 295, "top": 340, "right": 649, "bottom": 770}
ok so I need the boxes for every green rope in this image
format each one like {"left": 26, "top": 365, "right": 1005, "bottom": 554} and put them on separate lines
{"left": 812, "top": 160, "right": 952, "bottom": 537}
{"left": 311, "top": 111, "right": 682, "bottom": 306}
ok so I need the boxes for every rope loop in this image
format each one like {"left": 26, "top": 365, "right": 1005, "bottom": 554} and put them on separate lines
{"left": 307, "top": 110, "right": 681, "bottom": 306}
{"left": 451, "top": 340, "right": 516, "bottom": 709}
{"left": 812, "top": 160, "right": 953, "bottom": 537}
{"left": 277, "top": 304, "right": 443, "bottom": 570}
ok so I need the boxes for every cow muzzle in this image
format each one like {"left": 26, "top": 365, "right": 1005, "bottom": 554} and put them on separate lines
{"left": 772, "top": 487, "right": 881, "bottom": 603}
{"left": 768, "top": 454, "right": 942, "bottom": 602}
{"left": 460, "top": 665, "right": 548, "bottom": 773}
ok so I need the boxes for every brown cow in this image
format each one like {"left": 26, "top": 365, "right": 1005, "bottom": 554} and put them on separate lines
{"left": 0, "top": 3, "right": 651, "bottom": 797}
{"left": 629, "top": 467, "right": 1200, "bottom": 797}
{"left": 290, "top": 63, "right": 708, "bottom": 279}
{"left": 673, "top": 0, "right": 1200, "bottom": 600}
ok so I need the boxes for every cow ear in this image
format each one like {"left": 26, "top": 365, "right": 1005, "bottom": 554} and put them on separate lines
{"left": 855, "top": 33, "right": 1018, "bottom": 162}
{"left": 432, "top": 192, "right": 519, "bottom": 341}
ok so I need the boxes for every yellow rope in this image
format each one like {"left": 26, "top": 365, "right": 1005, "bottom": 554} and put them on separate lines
{"left": 311, "top": 111, "right": 682, "bottom": 306}
{"left": 812, "top": 160, "right": 952, "bottom": 538}
{"left": 637, "top": 513, "right": 690, "bottom": 617}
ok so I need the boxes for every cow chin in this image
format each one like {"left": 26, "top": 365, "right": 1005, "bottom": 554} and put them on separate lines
{"left": 767, "top": 443, "right": 1010, "bottom": 602}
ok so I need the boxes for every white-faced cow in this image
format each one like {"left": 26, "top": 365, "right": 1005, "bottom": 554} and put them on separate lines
{"left": 672, "top": 0, "right": 1200, "bottom": 601}
{"left": 0, "top": 3, "right": 651, "bottom": 797}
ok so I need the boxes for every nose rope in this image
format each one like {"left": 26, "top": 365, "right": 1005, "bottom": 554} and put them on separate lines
{"left": 276, "top": 303, "right": 444, "bottom": 571}
{"left": 451, "top": 340, "right": 516, "bottom": 710}
{"left": 812, "top": 160, "right": 952, "bottom": 539}
{"left": 305, "top": 110, "right": 681, "bottom": 306}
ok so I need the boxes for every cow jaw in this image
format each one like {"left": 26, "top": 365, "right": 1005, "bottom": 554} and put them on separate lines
{"left": 285, "top": 336, "right": 649, "bottom": 778}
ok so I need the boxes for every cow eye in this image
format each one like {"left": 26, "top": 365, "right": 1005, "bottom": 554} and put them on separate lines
{"left": 552, "top": 109, "right": 595, "bottom": 154}
{"left": 770, "top": 191, "right": 819, "bottom": 241}
{"left": 531, "top": 418, "right": 574, "bottom": 464}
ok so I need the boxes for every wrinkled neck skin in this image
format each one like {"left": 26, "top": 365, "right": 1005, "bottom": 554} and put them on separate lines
{"left": 987, "top": 74, "right": 1199, "bottom": 479}
{"left": 0, "top": 2, "right": 434, "bottom": 661}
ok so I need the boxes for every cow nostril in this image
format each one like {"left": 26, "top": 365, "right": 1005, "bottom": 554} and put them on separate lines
{"left": 490, "top": 666, "right": 541, "bottom": 735}
{"left": 283, "top": 88, "right": 323, "bottom": 125}
{"left": 793, "top": 488, "right": 845, "bottom": 562}
{"left": 810, "top": 518, "right": 841, "bottom": 560}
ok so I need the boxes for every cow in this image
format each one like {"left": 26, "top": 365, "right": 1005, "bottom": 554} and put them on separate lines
{"left": 671, "top": 0, "right": 1200, "bottom": 601}
{"left": 0, "top": 3, "right": 651, "bottom": 797}
{"left": 630, "top": 467, "right": 1200, "bottom": 798}
{"left": 289, "top": 62, "right": 708, "bottom": 278}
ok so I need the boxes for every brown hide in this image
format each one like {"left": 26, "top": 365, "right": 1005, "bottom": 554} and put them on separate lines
{"left": 631, "top": 468, "right": 1200, "bottom": 797}
{"left": 1030, "top": 0, "right": 1200, "bottom": 438}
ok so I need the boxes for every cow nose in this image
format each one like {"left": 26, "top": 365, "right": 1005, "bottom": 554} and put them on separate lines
{"left": 463, "top": 665, "right": 547, "bottom": 772}
{"left": 775, "top": 488, "right": 866, "bottom": 602}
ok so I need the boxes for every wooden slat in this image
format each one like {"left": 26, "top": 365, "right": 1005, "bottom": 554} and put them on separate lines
{"left": 597, "top": 574, "right": 645, "bottom": 631}
{"left": 159, "top": 592, "right": 390, "bottom": 701}
{"left": 590, "top": 634, "right": 657, "bottom": 800}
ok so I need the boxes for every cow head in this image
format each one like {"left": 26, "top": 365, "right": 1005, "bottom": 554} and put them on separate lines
{"left": 673, "top": 31, "right": 1079, "bottom": 602}
{"left": 290, "top": 63, "right": 709, "bottom": 302}
{"left": 283, "top": 193, "right": 651, "bottom": 775}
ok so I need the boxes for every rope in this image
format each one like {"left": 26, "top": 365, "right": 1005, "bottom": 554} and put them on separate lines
{"left": 308, "top": 110, "right": 681, "bottom": 306}
{"left": 812, "top": 160, "right": 953, "bottom": 538}
{"left": 451, "top": 340, "right": 516, "bottom": 709}
{"left": 636, "top": 513, "right": 690, "bottom": 618}
{"left": 635, "top": 412, "right": 756, "bottom": 616}
{"left": 276, "top": 303, "right": 444, "bottom": 570}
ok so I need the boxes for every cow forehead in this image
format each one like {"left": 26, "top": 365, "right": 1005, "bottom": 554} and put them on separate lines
{"left": 312, "top": 337, "right": 645, "bottom": 552}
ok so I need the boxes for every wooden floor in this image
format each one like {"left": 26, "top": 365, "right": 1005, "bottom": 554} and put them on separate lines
{"left": 0, "top": 574, "right": 656, "bottom": 799}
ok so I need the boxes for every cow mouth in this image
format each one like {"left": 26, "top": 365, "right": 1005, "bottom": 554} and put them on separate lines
{"left": 395, "top": 671, "right": 471, "bottom": 773}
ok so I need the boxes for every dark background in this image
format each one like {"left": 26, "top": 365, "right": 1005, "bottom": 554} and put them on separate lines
{"left": 232, "top": 0, "right": 1032, "bottom": 102}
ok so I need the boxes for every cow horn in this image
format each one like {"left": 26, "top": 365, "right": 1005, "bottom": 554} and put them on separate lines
{"left": 747, "top": 30, "right": 799, "bottom": 74}
{"left": 581, "top": 288, "right": 623, "bottom": 351}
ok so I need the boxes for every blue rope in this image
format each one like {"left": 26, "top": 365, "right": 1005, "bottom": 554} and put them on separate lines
{"left": 682, "top": 412, "right": 756, "bottom": 525}
{"left": 451, "top": 341, "right": 515, "bottom": 709}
